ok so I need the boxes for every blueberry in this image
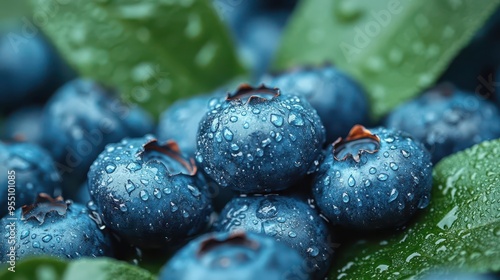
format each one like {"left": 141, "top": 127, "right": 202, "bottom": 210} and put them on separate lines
{"left": 214, "top": 194, "right": 334, "bottom": 278}
{"left": 0, "top": 194, "right": 113, "bottom": 261}
{"left": 196, "top": 84, "right": 325, "bottom": 193}
{"left": 88, "top": 136, "right": 212, "bottom": 249}
{"left": 312, "top": 125, "right": 433, "bottom": 230}
{"left": 385, "top": 84, "right": 500, "bottom": 163}
{"left": 160, "top": 231, "right": 308, "bottom": 280}
{"left": 157, "top": 94, "right": 220, "bottom": 157}
{"left": 2, "top": 105, "right": 44, "bottom": 144}
{"left": 0, "top": 22, "right": 73, "bottom": 111}
{"left": 262, "top": 65, "right": 370, "bottom": 143}
{"left": 42, "top": 78, "right": 154, "bottom": 181}
{"left": 0, "top": 141, "right": 60, "bottom": 217}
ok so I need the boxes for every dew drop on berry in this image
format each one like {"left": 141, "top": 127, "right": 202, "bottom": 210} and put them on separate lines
{"left": 333, "top": 205, "right": 341, "bottom": 215}
{"left": 288, "top": 231, "right": 297, "bottom": 238}
{"left": 119, "top": 203, "right": 128, "bottom": 212}
{"left": 385, "top": 136, "right": 395, "bottom": 143}
{"left": 261, "top": 138, "right": 272, "bottom": 147}
{"left": 418, "top": 195, "right": 430, "bottom": 209}
{"left": 141, "top": 179, "right": 149, "bottom": 186}
{"left": 243, "top": 122, "right": 250, "bottom": 129}
{"left": 223, "top": 128, "right": 233, "bottom": 141}
{"left": 153, "top": 188, "right": 162, "bottom": 199}
{"left": 125, "top": 181, "right": 136, "bottom": 194}
{"left": 348, "top": 175, "right": 356, "bottom": 187}
{"left": 230, "top": 143, "right": 240, "bottom": 151}
{"left": 187, "top": 185, "right": 201, "bottom": 197}
{"left": 342, "top": 192, "right": 350, "bottom": 203}
{"left": 388, "top": 188, "right": 399, "bottom": 203}
{"left": 390, "top": 162, "right": 399, "bottom": 170}
{"left": 277, "top": 217, "right": 286, "bottom": 223}
{"left": 323, "top": 176, "right": 331, "bottom": 186}
{"left": 20, "top": 230, "right": 30, "bottom": 240}
{"left": 256, "top": 148, "right": 264, "bottom": 157}
{"left": 230, "top": 116, "right": 238, "bottom": 122}
{"left": 270, "top": 114, "right": 284, "bottom": 127}
{"left": 163, "top": 187, "right": 172, "bottom": 194}
{"left": 105, "top": 164, "right": 116, "bottom": 173}
{"left": 32, "top": 241, "right": 40, "bottom": 248}
{"left": 170, "top": 202, "right": 179, "bottom": 212}
{"left": 139, "top": 190, "right": 149, "bottom": 201}
{"left": 369, "top": 167, "right": 377, "bottom": 174}
{"left": 401, "top": 150, "right": 410, "bottom": 158}
{"left": 364, "top": 179, "right": 371, "bottom": 187}
{"left": 288, "top": 111, "right": 304, "bottom": 126}
{"left": 307, "top": 246, "right": 320, "bottom": 257}
{"left": 126, "top": 162, "right": 141, "bottom": 171}
{"left": 377, "top": 173, "right": 388, "bottom": 181}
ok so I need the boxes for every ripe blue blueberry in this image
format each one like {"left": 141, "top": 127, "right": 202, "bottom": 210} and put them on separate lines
{"left": 42, "top": 78, "right": 154, "bottom": 181}
{"left": 2, "top": 106, "right": 44, "bottom": 144}
{"left": 312, "top": 125, "right": 433, "bottom": 230}
{"left": 385, "top": 84, "right": 500, "bottom": 163}
{"left": 262, "top": 65, "right": 370, "bottom": 143}
{"left": 0, "top": 194, "right": 113, "bottom": 261}
{"left": 213, "top": 194, "right": 334, "bottom": 279}
{"left": 0, "top": 141, "right": 60, "bottom": 217}
{"left": 157, "top": 94, "right": 221, "bottom": 157}
{"left": 196, "top": 84, "right": 325, "bottom": 193}
{"left": 88, "top": 135, "right": 212, "bottom": 249}
{"left": 160, "top": 231, "right": 308, "bottom": 280}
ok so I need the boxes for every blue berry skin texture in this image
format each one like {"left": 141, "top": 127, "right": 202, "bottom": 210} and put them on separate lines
{"left": 42, "top": 79, "right": 154, "bottom": 180}
{"left": 312, "top": 125, "right": 433, "bottom": 230}
{"left": 88, "top": 136, "right": 213, "bottom": 249}
{"left": 0, "top": 142, "right": 60, "bottom": 218}
{"left": 385, "top": 84, "right": 500, "bottom": 163}
{"left": 262, "top": 65, "right": 370, "bottom": 143}
{"left": 2, "top": 105, "right": 44, "bottom": 144}
{"left": 214, "top": 195, "right": 333, "bottom": 279}
{"left": 0, "top": 194, "right": 113, "bottom": 262}
{"left": 160, "top": 231, "right": 309, "bottom": 280}
{"left": 196, "top": 84, "right": 325, "bottom": 193}
{"left": 157, "top": 94, "right": 221, "bottom": 157}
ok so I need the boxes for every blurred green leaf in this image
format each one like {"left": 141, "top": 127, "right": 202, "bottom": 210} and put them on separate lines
{"left": 30, "top": 0, "right": 246, "bottom": 118}
{"left": 275, "top": 0, "right": 500, "bottom": 119}
{"left": 0, "top": 1, "right": 31, "bottom": 20}
{"left": 329, "top": 139, "right": 500, "bottom": 279}
{"left": 0, "top": 257, "right": 156, "bottom": 280}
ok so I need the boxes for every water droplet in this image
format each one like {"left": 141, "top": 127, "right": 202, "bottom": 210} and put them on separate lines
{"left": 154, "top": 188, "right": 162, "bottom": 199}
{"left": 141, "top": 179, "right": 149, "bottom": 186}
{"left": 277, "top": 217, "right": 286, "bottom": 223}
{"left": 369, "top": 167, "right": 377, "bottom": 174}
{"left": 170, "top": 201, "right": 179, "bottom": 212}
{"left": 125, "top": 181, "right": 136, "bottom": 194}
{"left": 376, "top": 264, "right": 389, "bottom": 272}
{"left": 256, "top": 148, "right": 264, "bottom": 157}
{"left": 105, "top": 164, "right": 116, "bottom": 173}
{"left": 405, "top": 252, "right": 421, "bottom": 262}
{"left": 342, "top": 192, "right": 350, "bottom": 203}
{"left": 437, "top": 206, "right": 459, "bottom": 230}
{"left": 247, "top": 153, "right": 254, "bottom": 161}
{"left": 288, "top": 111, "right": 304, "bottom": 126}
{"left": 418, "top": 195, "right": 430, "bottom": 209}
{"left": 385, "top": 136, "right": 395, "bottom": 143}
{"left": 401, "top": 150, "right": 410, "bottom": 158}
{"left": 32, "top": 241, "right": 40, "bottom": 248}
{"left": 275, "top": 132, "right": 283, "bottom": 142}
{"left": 383, "top": 151, "right": 389, "bottom": 158}
{"left": 243, "top": 122, "right": 250, "bottom": 129}
{"left": 42, "top": 235, "right": 52, "bottom": 243}
{"left": 348, "top": 175, "right": 356, "bottom": 187}
{"left": 307, "top": 246, "right": 320, "bottom": 257}
{"left": 195, "top": 154, "right": 203, "bottom": 163}
{"left": 390, "top": 162, "right": 399, "bottom": 171}
{"left": 126, "top": 162, "right": 141, "bottom": 171}
{"left": 188, "top": 185, "right": 201, "bottom": 197}
{"left": 119, "top": 204, "right": 128, "bottom": 212}
{"left": 252, "top": 108, "right": 261, "bottom": 114}
{"left": 289, "top": 134, "right": 297, "bottom": 141}
{"left": 388, "top": 189, "right": 399, "bottom": 203}
{"left": 140, "top": 190, "right": 149, "bottom": 201}
{"left": 230, "top": 143, "right": 240, "bottom": 152}
{"left": 210, "top": 118, "right": 219, "bottom": 132}
{"left": 163, "top": 187, "right": 172, "bottom": 194}
{"left": 261, "top": 138, "right": 272, "bottom": 147}
{"left": 364, "top": 179, "right": 371, "bottom": 187}
{"left": 270, "top": 114, "right": 284, "bottom": 127}
{"left": 223, "top": 128, "right": 233, "bottom": 141}
{"left": 378, "top": 173, "right": 388, "bottom": 181}
{"left": 288, "top": 231, "right": 297, "bottom": 238}
{"left": 323, "top": 176, "right": 331, "bottom": 186}
{"left": 20, "top": 230, "right": 29, "bottom": 239}
{"left": 333, "top": 205, "right": 341, "bottom": 215}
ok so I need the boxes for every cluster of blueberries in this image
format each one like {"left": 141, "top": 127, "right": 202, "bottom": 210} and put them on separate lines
{"left": 2, "top": 3, "right": 500, "bottom": 280}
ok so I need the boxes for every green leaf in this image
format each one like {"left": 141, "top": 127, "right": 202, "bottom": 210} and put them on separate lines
{"left": 0, "top": 257, "right": 155, "bottom": 280}
{"left": 63, "top": 258, "right": 156, "bottom": 280}
{"left": 30, "top": 0, "right": 246, "bottom": 118}
{"left": 275, "top": 0, "right": 500, "bottom": 119}
{"left": 329, "top": 139, "right": 500, "bottom": 279}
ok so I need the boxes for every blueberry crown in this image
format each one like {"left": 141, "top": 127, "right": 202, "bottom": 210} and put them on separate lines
{"left": 197, "top": 232, "right": 260, "bottom": 257}
{"left": 333, "top": 125, "right": 380, "bottom": 162}
{"left": 226, "top": 84, "right": 280, "bottom": 105}
{"left": 21, "top": 193, "right": 71, "bottom": 224}
{"left": 137, "top": 139, "right": 197, "bottom": 176}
